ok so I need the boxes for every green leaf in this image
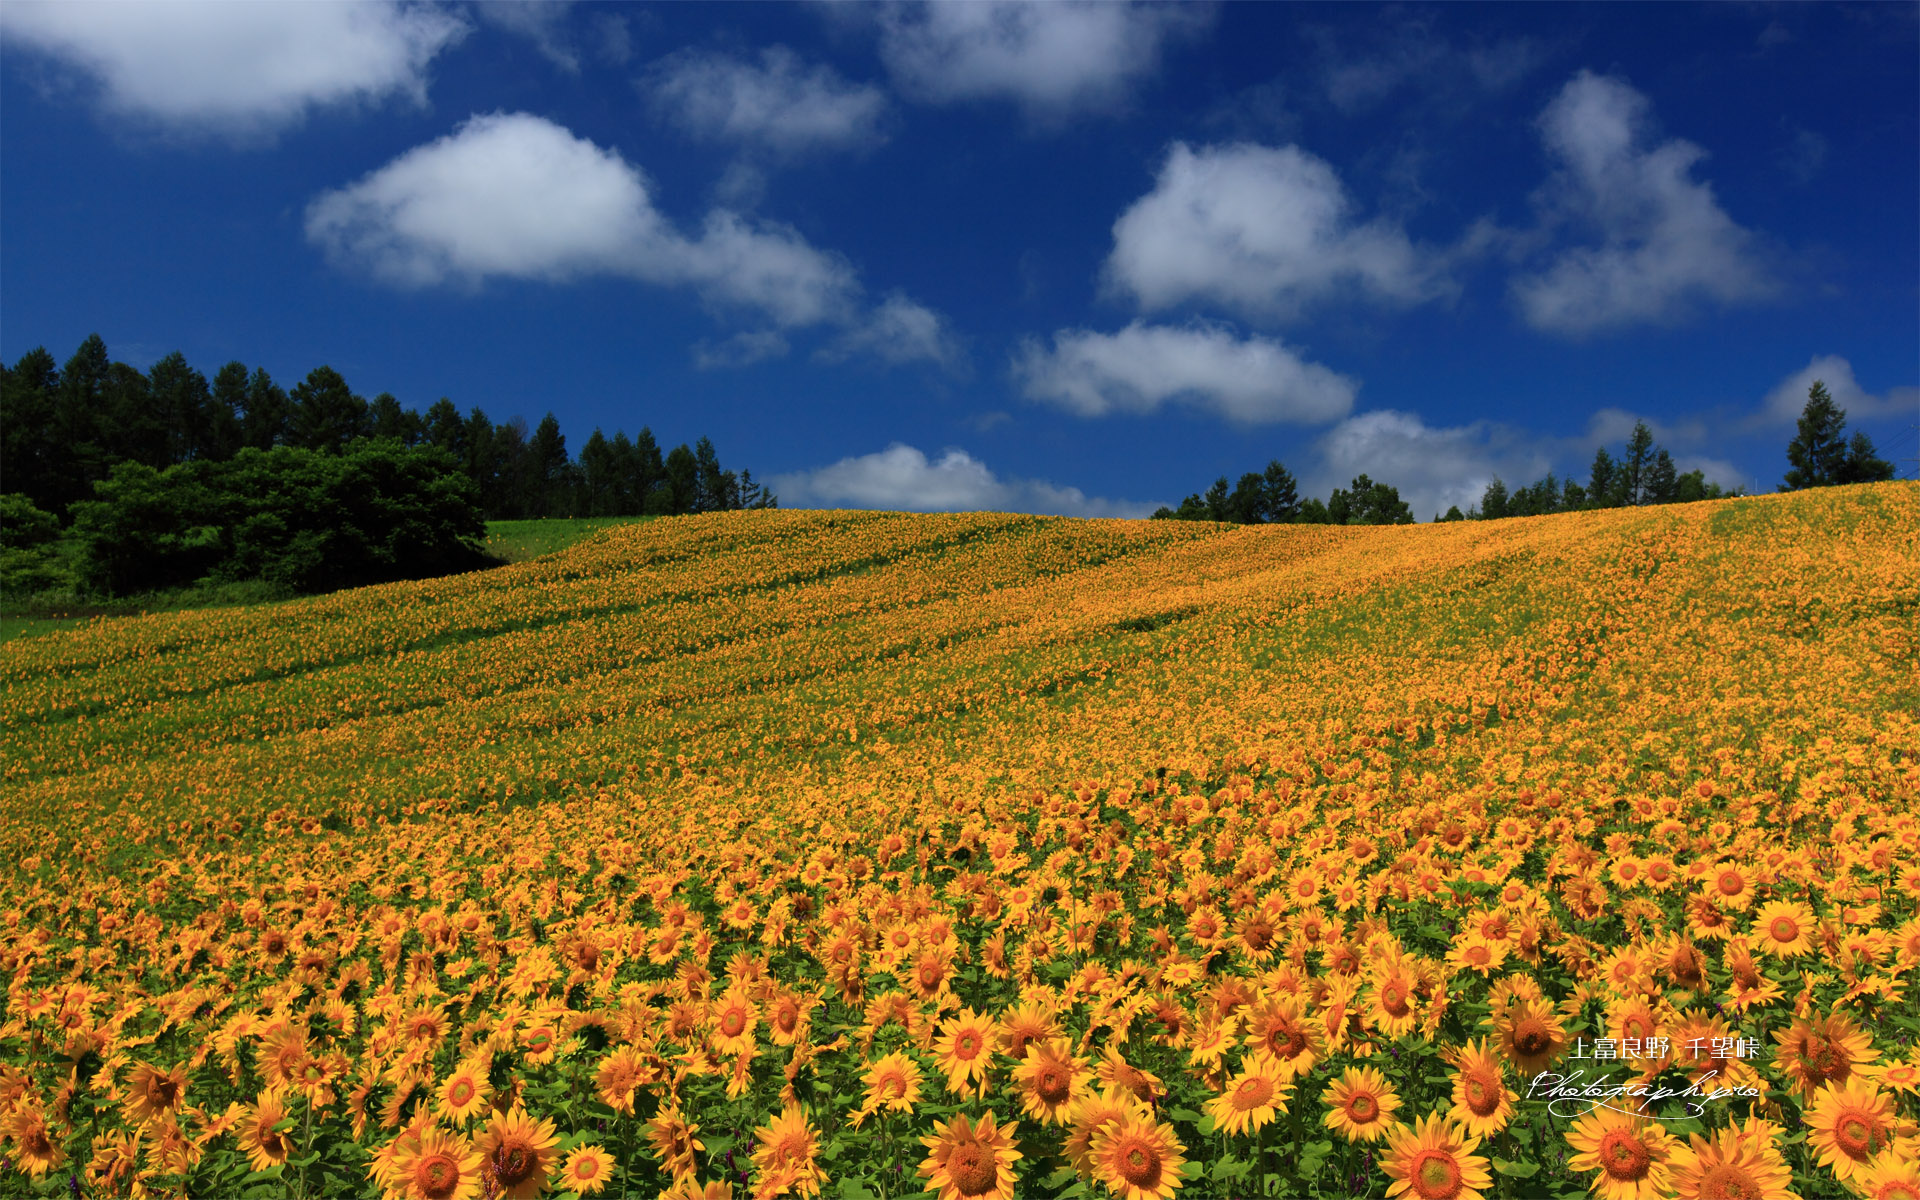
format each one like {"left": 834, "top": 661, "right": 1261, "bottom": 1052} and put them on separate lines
{"left": 1044, "top": 1166, "right": 1080, "bottom": 1189}
{"left": 1170, "top": 1107, "right": 1205, "bottom": 1125}
{"left": 837, "top": 1177, "right": 876, "bottom": 1200}
{"left": 1180, "top": 1160, "right": 1207, "bottom": 1179}
{"left": 1491, "top": 1157, "right": 1540, "bottom": 1178}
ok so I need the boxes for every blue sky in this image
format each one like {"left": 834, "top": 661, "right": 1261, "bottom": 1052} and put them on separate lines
{"left": 3, "top": 1, "right": 1915, "bottom": 519}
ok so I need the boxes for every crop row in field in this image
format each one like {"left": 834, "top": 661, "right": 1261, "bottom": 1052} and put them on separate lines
{"left": 2, "top": 483, "right": 1915, "bottom": 1198}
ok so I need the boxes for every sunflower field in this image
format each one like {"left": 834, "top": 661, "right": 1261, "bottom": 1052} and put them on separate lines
{"left": 2, "top": 482, "right": 1916, "bottom": 1200}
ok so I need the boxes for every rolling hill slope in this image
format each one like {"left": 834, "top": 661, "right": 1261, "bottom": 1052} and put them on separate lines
{"left": 1, "top": 483, "right": 1914, "bottom": 1199}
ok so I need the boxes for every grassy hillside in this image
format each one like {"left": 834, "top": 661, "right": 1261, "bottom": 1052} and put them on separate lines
{"left": 1, "top": 484, "right": 1914, "bottom": 1198}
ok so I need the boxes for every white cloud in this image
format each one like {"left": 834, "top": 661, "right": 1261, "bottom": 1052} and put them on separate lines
{"left": 1759, "top": 355, "right": 1917, "bottom": 425}
{"left": 479, "top": 1, "right": 579, "bottom": 73}
{"left": 306, "top": 112, "right": 953, "bottom": 360}
{"left": 1582, "top": 406, "right": 1709, "bottom": 451}
{"left": 692, "top": 331, "right": 789, "bottom": 370}
{"left": 871, "top": 0, "right": 1210, "bottom": 121}
{"left": 1013, "top": 321, "right": 1356, "bottom": 425}
{"left": 0, "top": 0, "right": 465, "bottom": 136}
{"left": 306, "top": 112, "right": 666, "bottom": 287}
{"left": 1512, "top": 71, "right": 1775, "bottom": 334}
{"left": 772, "top": 443, "right": 1156, "bottom": 517}
{"left": 647, "top": 46, "right": 889, "bottom": 155}
{"left": 1104, "top": 142, "right": 1448, "bottom": 319}
{"left": 821, "top": 294, "right": 965, "bottom": 368}
{"left": 1308, "top": 409, "right": 1557, "bottom": 521}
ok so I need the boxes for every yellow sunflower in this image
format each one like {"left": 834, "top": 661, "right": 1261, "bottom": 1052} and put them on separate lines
{"left": 1852, "top": 1153, "right": 1920, "bottom": 1200}
{"left": 1565, "top": 1109, "right": 1680, "bottom": 1200}
{"left": 1205, "top": 1060, "right": 1291, "bottom": 1137}
{"left": 1491, "top": 998, "right": 1567, "bottom": 1075}
{"left": 1089, "top": 1112, "right": 1186, "bottom": 1200}
{"left": 751, "top": 1103, "right": 825, "bottom": 1197}
{"left": 1751, "top": 900, "right": 1817, "bottom": 958}
{"left": 1013, "top": 1037, "right": 1087, "bottom": 1126}
{"left": 4, "top": 1102, "right": 65, "bottom": 1178}
{"left": 435, "top": 1061, "right": 492, "bottom": 1125}
{"left": 392, "top": 1127, "right": 484, "bottom": 1200}
{"left": 238, "top": 1087, "right": 295, "bottom": 1174}
{"left": 646, "top": 1105, "right": 704, "bottom": 1183}
{"left": 1380, "top": 1114, "right": 1492, "bottom": 1200}
{"left": 475, "top": 1106, "right": 559, "bottom": 1200}
{"left": 1806, "top": 1080, "right": 1913, "bottom": 1183}
{"left": 1446, "top": 1039, "right": 1515, "bottom": 1139}
{"left": 934, "top": 1007, "right": 998, "bottom": 1097}
{"left": 918, "top": 1111, "right": 1022, "bottom": 1200}
{"left": 851, "top": 1051, "right": 924, "bottom": 1128}
{"left": 1775, "top": 1012, "right": 1876, "bottom": 1100}
{"left": 561, "top": 1145, "right": 616, "bottom": 1196}
{"left": 1667, "top": 1119, "right": 1794, "bottom": 1200}
{"left": 1323, "top": 1065, "right": 1402, "bottom": 1144}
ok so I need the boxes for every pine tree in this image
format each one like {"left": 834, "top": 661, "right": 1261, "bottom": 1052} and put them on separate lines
{"left": 1588, "top": 448, "right": 1617, "bottom": 509}
{"left": 1479, "top": 476, "right": 1509, "bottom": 520}
{"left": 1783, "top": 381, "right": 1849, "bottom": 490}
{"left": 1261, "top": 460, "right": 1300, "bottom": 523}
{"left": 1839, "top": 432, "right": 1895, "bottom": 484}
{"left": 1202, "top": 477, "right": 1229, "bottom": 522}
{"left": 1621, "top": 421, "right": 1656, "bottom": 505}
{"left": 1645, "top": 449, "right": 1678, "bottom": 505}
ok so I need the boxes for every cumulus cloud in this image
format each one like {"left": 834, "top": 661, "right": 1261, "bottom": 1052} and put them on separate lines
{"left": 647, "top": 46, "right": 889, "bottom": 156}
{"left": 1104, "top": 142, "right": 1449, "bottom": 319}
{"left": 1322, "top": 21, "right": 1544, "bottom": 113}
{"left": 1758, "top": 355, "right": 1917, "bottom": 425}
{"left": 305, "top": 112, "right": 953, "bottom": 362}
{"left": 771, "top": 444, "right": 1157, "bottom": 517}
{"left": 870, "top": 0, "right": 1211, "bottom": 121}
{"left": 692, "top": 331, "right": 789, "bottom": 370}
{"left": 1013, "top": 321, "right": 1356, "bottom": 425}
{"left": 479, "top": 1, "right": 580, "bottom": 73}
{"left": 1512, "top": 71, "right": 1775, "bottom": 334}
{"left": 1308, "top": 409, "right": 1558, "bottom": 522}
{"left": 821, "top": 294, "right": 966, "bottom": 368}
{"left": 0, "top": 0, "right": 465, "bottom": 136}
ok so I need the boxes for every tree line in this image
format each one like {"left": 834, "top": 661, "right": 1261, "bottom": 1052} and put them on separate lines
{"left": 1150, "top": 461, "right": 1415, "bottom": 525}
{"left": 0, "top": 333, "right": 776, "bottom": 524}
{"left": 1151, "top": 383, "right": 1896, "bottom": 529}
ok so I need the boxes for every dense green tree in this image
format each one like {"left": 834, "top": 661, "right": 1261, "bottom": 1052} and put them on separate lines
{"left": 424, "top": 398, "right": 466, "bottom": 456}
{"left": 1588, "top": 448, "right": 1618, "bottom": 510}
{"left": 1479, "top": 476, "right": 1510, "bottom": 520}
{"left": 1621, "top": 421, "right": 1656, "bottom": 506}
{"left": 1223, "top": 472, "right": 1267, "bottom": 524}
{"left": 577, "top": 429, "right": 617, "bottom": 516}
{"left": 662, "top": 443, "right": 699, "bottom": 515}
{"left": 209, "top": 362, "right": 251, "bottom": 460}
{"left": 369, "top": 393, "right": 423, "bottom": 446}
{"left": 1438, "top": 505, "right": 1466, "bottom": 522}
{"left": 1337, "top": 474, "right": 1414, "bottom": 525}
{"left": 0, "top": 493, "right": 65, "bottom": 592}
{"left": 630, "top": 428, "right": 666, "bottom": 513}
{"left": 70, "top": 443, "right": 487, "bottom": 596}
{"left": 1297, "top": 497, "right": 1332, "bottom": 524}
{"left": 1262, "top": 460, "right": 1300, "bottom": 523}
{"left": 1201, "top": 476, "right": 1230, "bottom": 522}
{"left": 0, "top": 348, "right": 60, "bottom": 510}
{"left": 1841, "top": 432, "right": 1895, "bottom": 484}
{"left": 1784, "top": 380, "right": 1897, "bottom": 487}
{"left": 693, "top": 436, "right": 735, "bottom": 513}
{"left": 1645, "top": 449, "right": 1678, "bottom": 505}
{"left": 290, "top": 366, "right": 367, "bottom": 453}
{"left": 528, "top": 413, "right": 570, "bottom": 517}
{"left": 242, "top": 368, "right": 291, "bottom": 450}
{"left": 145, "top": 352, "right": 216, "bottom": 465}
